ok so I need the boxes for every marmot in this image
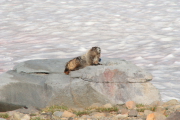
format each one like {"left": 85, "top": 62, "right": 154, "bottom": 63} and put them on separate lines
{"left": 64, "top": 47, "right": 101, "bottom": 75}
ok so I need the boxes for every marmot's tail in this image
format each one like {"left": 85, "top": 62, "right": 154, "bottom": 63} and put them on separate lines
{"left": 64, "top": 68, "right": 70, "bottom": 75}
{"left": 64, "top": 63, "right": 70, "bottom": 75}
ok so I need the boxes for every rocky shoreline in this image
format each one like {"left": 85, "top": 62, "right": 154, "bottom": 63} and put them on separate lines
{"left": 0, "top": 99, "right": 179, "bottom": 120}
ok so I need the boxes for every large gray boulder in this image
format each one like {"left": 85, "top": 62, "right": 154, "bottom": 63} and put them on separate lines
{"left": 0, "top": 58, "right": 161, "bottom": 110}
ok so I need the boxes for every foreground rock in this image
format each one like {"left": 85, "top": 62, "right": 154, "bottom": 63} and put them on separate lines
{"left": 0, "top": 58, "right": 161, "bottom": 110}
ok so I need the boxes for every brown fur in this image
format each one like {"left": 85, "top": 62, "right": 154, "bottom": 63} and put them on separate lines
{"left": 64, "top": 47, "right": 101, "bottom": 75}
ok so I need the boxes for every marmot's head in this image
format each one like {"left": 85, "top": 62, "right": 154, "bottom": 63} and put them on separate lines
{"left": 91, "top": 47, "right": 101, "bottom": 54}
{"left": 90, "top": 47, "right": 101, "bottom": 64}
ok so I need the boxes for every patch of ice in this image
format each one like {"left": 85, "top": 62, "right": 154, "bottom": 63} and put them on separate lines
{"left": 85, "top": 22, "right": 96, "bottom": 25}
{"left": 162, "top": 27, "right": 174, "bottom": 31}
{"left": 160, "top": 37, "right": 176, "bottom": 41}
{"left": 174, "top": 61, "right": 180, "bottom": 65}
{"left": 162, "top": 54, "right": 174, "bottom": 60}
{"left": 151, "top": 16, "right": 162, "bottom": 21}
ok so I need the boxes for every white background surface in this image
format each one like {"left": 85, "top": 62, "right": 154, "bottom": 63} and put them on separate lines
{"left": 1, "top": 0, "right": 180, "bottom": 101}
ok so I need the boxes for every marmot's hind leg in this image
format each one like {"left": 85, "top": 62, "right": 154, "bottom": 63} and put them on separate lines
{"left": 64, "top": 57, "right": 81, "bottom": 75}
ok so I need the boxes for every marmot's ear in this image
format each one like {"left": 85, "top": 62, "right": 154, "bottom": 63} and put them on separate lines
{"left": 91, "top": 47, "right": 96, "bottom": 51}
